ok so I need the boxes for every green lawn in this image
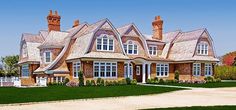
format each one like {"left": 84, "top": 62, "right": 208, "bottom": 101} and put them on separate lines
{"left": 0, "top": 85, "right": 183, "bottom": 104}
{"left": 159, "top": 82, "right": 236, "bottom": 88}
{"left": 143, "top": 105, "right": 236, "bottom": 110}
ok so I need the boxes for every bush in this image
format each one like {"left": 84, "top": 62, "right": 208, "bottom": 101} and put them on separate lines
{"left": 174, "top": 70, "right": 180, "bottom": 81}
{"left": 78, "top": 71, "right": 84, "bottom": 86}
{"left": 204, "top": 76, "right": 214, "bottom": 83}
{"left": 113, "top": 81, "right": 118, "bottom": 86}
{"left": 126, "top": 78, "right": 131, "bottom": 85}
{"left": 86, "top": 80, "right": 91, "bottom": 86}
{"left": 216, "top": 78, "right": 221, "bottom": 83}
{"left": 147, "top": 79, "right": 151, "bottom": 84}
{"left": 97, "top": 78, "right": 104, "bottom": 86}
{"left": 48, "top": 82, "right": 53, "bottom": 86}
{"left": 0, "top": 70, "right": 5, "bottom": 77}
{"left": 91, "top": 80, "right": 96, "bottom": 86}
{"left": 120, "top": 79, "right": 127, "bottom": 85}
{"left": 131, "top": 79, "right": 137, "bottom": 85}
{"left": 66, "top": 81, "right": 78, "bottom": 87}
{"left": 105, "top": 80, "right": 111, "bottom": 86}
{"left": 64, "top": 78, "right": 70, "bottom": 85}
{"left": 159, "top": 78, "right": 165, "bottom": 84}
{"left": 215, "top": 66, "right": 236, "bottom": 80}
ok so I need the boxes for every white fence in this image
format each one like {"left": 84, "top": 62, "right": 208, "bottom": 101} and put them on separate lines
{"left": 0, "top": 77, "right": 21, "bottom": 87}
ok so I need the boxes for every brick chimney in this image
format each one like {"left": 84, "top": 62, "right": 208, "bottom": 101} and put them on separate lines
{"left": 152, "top": 16, "right": 163, "bottom": 40}
{"left": 47, "top": 10, "right": 61, "bottom": 31}
{"left": 72, "top": 20, "right": 79, "bottom": 28}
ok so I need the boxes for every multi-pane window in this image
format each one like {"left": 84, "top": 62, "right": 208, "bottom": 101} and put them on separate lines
{"left": 205, "top": 63, "right": 212, "bottom": 76}
{"left": 149, "top": 46, "right": 157, "bottom": 55}
{"left": 53, "top": 76, "right": 65, "bottom": 83}
{"left": 22, "top": 64, "right": 29, "bottom": 77}
{"left": 93, "top": 62, "right": 117, "bottom": 78}
{"left": 123, "top": 41, "right": 138, "bottom": 55}
{"left": 193, "top": 63, "right": 201, "bottom": 76}
{"left": 73, "top": 62, "right": 81, "bottom": 78}
{"left": 156, "top": 63, "right": 169, "bottom": 77}
{"left": 96, "top": 35, "right": 114, "bottom": 51}
{"left": 22, "top": 44, "right": 27, "bottom": 58}
{"left": 45, "top": 51, "right": 51, "bottom": 63}
{"left": 197, "top": 43, "right": 208, "bottom": 55}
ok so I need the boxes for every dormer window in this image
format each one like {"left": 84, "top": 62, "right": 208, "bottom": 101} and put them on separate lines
{"left": 96, "top": 35, "right": 114, "bottom": 51}
{"left": 149, "top": 46, "right": 157, "bottom": 56}
{"left": 197, "top": 43, "right": 208, "bottom": 55}
{"left": 44, "top": 51, "right": 52, "bottom": 63}
{"left": 22, "top": 44, "right": 27, "bottom": 58}
{"left": 123, "top": 41, "right": 138, "bottom": 55}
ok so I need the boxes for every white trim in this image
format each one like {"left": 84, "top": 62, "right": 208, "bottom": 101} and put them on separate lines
{"left": 156, "top": 63, "right": 169, "bottom": 77}
{"left": 96, "top": 34, "right": 114, "bottom": 52}
{"left": 44, "top": 51, "right": 52, "bottom": 64}
{"left": 149, "top": 45, "right": 157, "bottom": 56}
{"left": 197, "top": 42, "right": 208, "bottom": 55}
{"left": 93, "top": 61, "right": 117, "bottom": 78}
{"left": 193, "top": 63, "right": 201, "bottom": 76}
{"left": 21, "top": 64, "right": 29, "bottom": 78}
{"left": 123, "top": 40, "right": 138, "bottom": 55}
{"left": 73, "top": 61, "right": 81, "bottom": 78}
{"left": 204, "top": 63, "right": 213, "bottom": 76}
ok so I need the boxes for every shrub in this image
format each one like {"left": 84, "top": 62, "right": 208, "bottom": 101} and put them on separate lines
{"left": 66, "top": 81, "right": 78, "bottom": 87}
{"left": 131, "top": 79, "right": 137, "bottom": 85}
{"left": 204, "top": 76, "right": 214, "bottom": 83}
{"left": 78, "top": 71, "right": 84, "bottom": 86}
{"left": 64, "top": 78, "right": 70, "bottom": 85}
{"left": 216, "top": 78, "right": 221, "bottom": 83}
{"left": 91, "top": 80, "right": 96, "bottom": 86}
{"left": 48, "top": 82, "right": 53, "bottom": 86}
{"left": 113, "top": 81, "right": 118, "bottom": 86}
{"left": 147, "top": 79, "right": 152, "bottom": 84}
{"left": 0, "top": 70, "right": 5, "bottom": 77}
{"left": 120, "top": 79, "right": 127, "bottom": 85}
{"left": 174, "top": 70, "right": 180, "bottom": 81}
{"left": 86, "top": 80, "right": 91, "bottom": 86}
{"left": 166, "top": 79, "right": 175, "bottom": 83}
{"left": 159, "top": 78, "right": 165, "bottom": 84}
{"left": 105, "top": 80, "right": 111, "bottom": 86}
{"left": 97, "top": 78, "right": 105, "bottom": 86}
{"left": 215, "top": 66, "right": 236, "bottom": 80}
{"left": 126, "top": 78, "right": 131, "bottom": 85}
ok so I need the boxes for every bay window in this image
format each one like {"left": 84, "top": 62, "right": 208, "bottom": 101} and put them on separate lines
{"left": 93, "top": 62, "right": 117, "bottom": 78}
{"left": 193, "top": 63, "right": 201, "bottom": 76}
{"left": 73, "top": 62, "right": 81, "bottom": 78}
{"left": 156, "top": 63, "right": 169, "bottom": 77}
{"left": 96, "top": 35, "right": 114, "bottom": 51}
{"left": 205, "top": 63, "right": 212, "bottom": 76}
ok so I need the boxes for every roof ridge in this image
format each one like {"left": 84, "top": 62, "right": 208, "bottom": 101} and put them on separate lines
{"left": 182, "top": 28, "right": 206, "bottom": 33}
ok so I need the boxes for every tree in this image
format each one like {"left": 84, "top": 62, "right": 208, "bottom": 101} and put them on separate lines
{"left": 1, "top": 55, "right": 19, "bottom": 76}
{"left": 222, "top": 51, "right": 236, "bottom": 66}
{"left": 233, "top": 57, "right": 236, "bottom": 66}
{"left": 78, "top": 71, "right": 84, "bottom": 86}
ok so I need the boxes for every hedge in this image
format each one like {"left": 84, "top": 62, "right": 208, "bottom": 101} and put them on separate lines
{"left": 214, "top": 66, "right": 236, "bottom": 80}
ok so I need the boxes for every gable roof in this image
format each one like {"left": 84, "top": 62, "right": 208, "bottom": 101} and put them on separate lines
{"left": 167, "top": 28, "right": 218, "bottom": 61}
{"left": 21, "top": 33, "right": 44, "bottom": 43}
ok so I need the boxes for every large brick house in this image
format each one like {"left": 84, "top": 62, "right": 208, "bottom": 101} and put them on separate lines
{"left": 18, "top": 11, "right": 219, "bottom": 85}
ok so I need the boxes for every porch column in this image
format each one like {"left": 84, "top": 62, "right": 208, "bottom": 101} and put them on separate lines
{"left": 142, "top": 63, "right": 146, "bottom": 83}
{"left": 127, "top": 61, "right": 130, "bottom": 78}
{"left": 147, "top": 63, "right": 151, "bottom": 79}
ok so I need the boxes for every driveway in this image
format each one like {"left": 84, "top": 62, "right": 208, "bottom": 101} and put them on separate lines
{"left": 0, "top": 87, "right": 236, "bottom": 110}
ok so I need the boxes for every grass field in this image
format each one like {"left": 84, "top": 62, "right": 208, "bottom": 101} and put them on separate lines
{"left": 0, "top": 85, "right": 183, "bottom": 104}
{"left": 159, "top": 82, "right": 236, "bottom": 88}
{"left": 143, "top": 105, "right": 236, "bottom": 110}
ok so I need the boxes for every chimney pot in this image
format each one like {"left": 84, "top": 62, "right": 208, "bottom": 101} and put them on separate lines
{"left": 152, "top": 15, "right": 163, "bottom": 40}
{"left": 73, "top": 20, "right": 80, "bottom": 27}
{"left": 47, "top": 10, "right": 61, "bottom": 31}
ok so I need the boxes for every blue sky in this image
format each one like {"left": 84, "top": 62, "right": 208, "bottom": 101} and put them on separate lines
{"left": 0, "top": 0, "right": 235, "bottom": 57}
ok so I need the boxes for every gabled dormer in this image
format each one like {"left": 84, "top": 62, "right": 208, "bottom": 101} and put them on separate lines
{"left": 118, "top": 23, "right": 149, "bottom": 58}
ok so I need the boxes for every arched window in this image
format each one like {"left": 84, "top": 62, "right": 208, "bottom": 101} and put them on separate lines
{"left": 123, "top": 41, "right": 138, "bottom": 55}
{"left": 96, "top": 34, "right": 114, "bottom": 51}
{"left": 197, "top": 42, "right": 208, "bottom": 55}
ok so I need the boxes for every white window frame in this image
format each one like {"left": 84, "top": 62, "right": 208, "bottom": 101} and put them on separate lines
{"left": 136, "top": 66, "right": 140, "bottom": 75}
{"left": 44, "top": 51, "right": 52, "bottom": 63}
{"left": 193, "top": 63, "right": 201, "bottom": 76}
{"left": 205, "top": 63, "right": 212, "bottom": 76}
{"left": 93, "top": 61, "right": 117, "bottom": 78}
{"left": 156, "top": 63, "right": 169, "bottom": 77}
{"left": 21, "top": 64, "right": 29, "bottom": 78}
{"left": 73, "top": 61, "right": 81, "bottom": 78}
{"left": 123, "top": 41, "right": 138, "bottom": 55}
{"left": 197, "top": 43, "right": 208, "bottom": 55}
{"left": 149, "top": 45, "right": 157, "bottom": 56}
{"left": 22, "top": 44, "right": 27, "bottom": 58}
{"left": 96, "top": 34, "right": 114, "bottom": 51}
{"left": 53, "top": 76, "right": 65, "bottom": 83}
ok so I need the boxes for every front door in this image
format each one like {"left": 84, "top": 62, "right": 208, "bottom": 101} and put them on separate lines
{"left": 124, "top": 63, "right": 133, "bottom": 79}
{"left": 135, "top": 65, "right": 142, "bottom": 82}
